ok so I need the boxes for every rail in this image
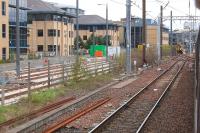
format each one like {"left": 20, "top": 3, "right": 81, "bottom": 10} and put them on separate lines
{"left": 0, "top": 59, "right": 119, "bottom": 105}
{"left": 89, "top": 60, "right": 182, "bottom": 133}
{"left": 136, "top": 61, "right": 185, "bottom": 133}
{"left": 44, "top": 97, "right": 111, "bottom": 133}
{"left": 7, "top": 59, "right": 178, "bottom": 133}
{"left": 0, "top": 97, "right": 75, "bottom": 128}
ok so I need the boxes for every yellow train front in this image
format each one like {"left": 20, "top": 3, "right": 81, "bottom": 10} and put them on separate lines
{"left": 176, "top": 44, "right": 183, "bottom": 54}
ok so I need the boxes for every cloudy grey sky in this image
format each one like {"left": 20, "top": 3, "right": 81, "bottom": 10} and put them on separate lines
{"left": 45, "top": 0, "right": 199, "bottom": 29}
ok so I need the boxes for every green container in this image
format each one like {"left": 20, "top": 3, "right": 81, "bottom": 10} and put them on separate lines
{"left": 89, "top": 45, "right": 106, "bottom": 57}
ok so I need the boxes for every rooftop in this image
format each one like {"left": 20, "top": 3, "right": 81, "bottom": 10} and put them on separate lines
{"left": 78, "top": 15, "right": 118, "bottom": 25}
{"left": 27, "top": 0, "right": 75, "bottom": 17}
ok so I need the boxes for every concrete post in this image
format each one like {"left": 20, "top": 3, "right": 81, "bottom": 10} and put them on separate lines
{"left": 28, "top": 62, "right": 31, "bottom": 100}
{"left": 48, "top": 60, "right": 50, "bottom": 88}
{"left": 62, "top": 62, "right": 65, "bottom": 83}
{"left": 1, "top": 85, "right": 5, "bottom": 105}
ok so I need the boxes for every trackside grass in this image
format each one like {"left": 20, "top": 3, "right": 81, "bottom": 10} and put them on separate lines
{"left": 0, "top": 88, "right": 66, "bottom": 123}
{"left": 0, "top": 73, "right": 114, "bottom": 124}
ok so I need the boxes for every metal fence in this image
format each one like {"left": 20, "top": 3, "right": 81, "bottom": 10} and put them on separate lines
{"left": 0, "top": 56, "right": 75, "bottom": 73}
{"left": 0, "top": 58, "right": 119, "bottom": 105}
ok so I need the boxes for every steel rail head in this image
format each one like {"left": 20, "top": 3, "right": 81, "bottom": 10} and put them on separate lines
{"left": 136, "top": 61, "right": 185, "bottom": 133}
{"left": 89, "top": 61, "right": 179, "bottom": 133}
{"left": 44, "top": 97, "right": 111, "bottom": 133}
{"left": 0, "top": 97, "right": 76, "bottom": 128}
{"left": 2, "top": 60, "right": 114, "bottom": 104}
{"left": 8, "top": 81, "right": 117, "bottom": 133}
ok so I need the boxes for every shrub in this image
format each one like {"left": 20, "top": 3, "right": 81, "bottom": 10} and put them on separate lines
{"left": 30, "top": 89, "right": 65, "bottom": 105}
{"left": 0, "top": 106, "right": 7, "bottom": 123}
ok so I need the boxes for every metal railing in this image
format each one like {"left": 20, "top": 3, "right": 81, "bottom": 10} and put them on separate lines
{"left": 0, "top": 58, "right": 120, "bottom": 105}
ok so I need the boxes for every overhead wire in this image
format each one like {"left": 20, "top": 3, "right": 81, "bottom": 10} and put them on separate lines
{"left": 110, "top": 0, "right": 191, "bottom": 16}
{"left": 109, "top": 0, "right": 156, "bottom": 19}
{"left": 154, "top": 0, "right": 189, "bottom": 16}
{"left": 109, "top": 0, "right": 160, "bottom": 20}
{"left": 110, "top": 0, "right": 126, "bottom": 6}
{"left": 109, "top": 0, "right": 192, "bottom": 26}
{"left": 131, "top": 1, "right": 159, "bottom": 23}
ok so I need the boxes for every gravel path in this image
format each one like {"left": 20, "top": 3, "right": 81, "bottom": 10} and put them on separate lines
{"left": 141, "top": 62, "right": 194, "bottom": 133}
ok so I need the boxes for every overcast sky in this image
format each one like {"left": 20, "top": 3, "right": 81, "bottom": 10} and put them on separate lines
{"left": 45, "top": 0, "right": 200, "bottom": 29}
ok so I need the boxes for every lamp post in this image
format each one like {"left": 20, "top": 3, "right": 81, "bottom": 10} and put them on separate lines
{"left": 126, "top": 0, "right": 131, "bottom": 75}
{"left": 106, "top": 3, "right": 108, "bottom": 61}
{"left": 76, "top": 0, "right": 79, "bottom": 58}
{"left": 98, "top": 3, "right": 108, "bottom": 60}
{"left": 16, "top": 0, "right": 20, "bottom": 77}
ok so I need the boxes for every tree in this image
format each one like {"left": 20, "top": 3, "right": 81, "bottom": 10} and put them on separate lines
{"left": 85, "top": 33, "right": 96, "bottom": 49}
{"left": 103, "top": 35, "right": 112, "bottom": 46}
{"left": 96, "top": 36, "right": 104, "bottom": 45}
{"left": 85, "top": 34, "right": 112, "bottom": 49}
{"left": 74, "top": 36, "right": 84, "bottom": 49}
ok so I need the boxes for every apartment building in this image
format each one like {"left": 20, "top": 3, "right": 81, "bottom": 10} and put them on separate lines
{"left": 27, "top": 0, "right": 75, "bottom": 57}
{"left": 0, "top": 0, "right": 9, "bottom": 61}
{"left": 120, "top": 17, "right": 169, "bottom": 47}
{"left": 172, "top": 29, "right": 198, "bottom": 45}
{"left": 75, "top": 15, "right": 120, "bottom": 46}
{"left": 9, "top": 0, "right": 28, "bottom": 56}
{"left": 146, "top": 25, "right": 169, "bottom": 46}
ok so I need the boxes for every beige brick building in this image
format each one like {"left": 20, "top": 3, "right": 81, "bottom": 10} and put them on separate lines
{"left": 76, "top": 15, "right": 120, "bottom": 46}
{"left": 0, "top": 0, "right": 9, "bottom": 61}
{"left": 119, "top": 17, "right": 169, "bottom": 47}
{"left": 147, "top": 25, "right": 169, "bottom": 46}
{"left": 27, "top": 0, "right": 75, "bottom": 57}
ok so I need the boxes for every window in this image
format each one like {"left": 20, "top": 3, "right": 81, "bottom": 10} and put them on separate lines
{"left": 53, "top": 15, "right": 61, "bottom": 21}
{"left": 57, "top": 30, "right": 60, "bottom": 37}
{"left": 69, "top": 31, "right": 71, "bottom": 38}
{"left": 48, "top": 45, "right": 56, "bottom": 52}
{"left": 2, "top": 48, "right": 6, "bottom": 55}
{"left": 48, "top": 29, "right": 56, "bottom": 37}
{"left": 63, "top": 17, "right": 68, "bottom": 25}
{"left": 2, "top": 1, "right": 6, "bottom": 15}
{"left": 90, "top": 27, "right": 96, "bottom": 32}
{"left": 37, "top": 45, "right": 43, "bottom": 52}
{"left": 2, "top": 48, "right": 6, "bottom": 61}
{"left": 37, "top": 30, "right": 43, "bottom": 37}
{"left": 2, "top": 24, "right": 6, "bottom": 38}
{"left": 69, "top": 31, "right": 73, "bottom": 38}
{"left": 83, "top": 35, "right": 87, "bottom": 40}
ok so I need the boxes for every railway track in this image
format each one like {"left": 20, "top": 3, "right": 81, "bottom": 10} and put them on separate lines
{"left": 0, "top": 60, "right": 112, "bottom": 105}
{"left": 1, "top": 55, "right": 183, "bottom": 105}
{"left": 6, "top": 59, "right": 178, "bottom": 133}
{"left": 89, "top": 60, "right": 185, "bottom": 133}
{"left": 0, "top": 97, "right": 75, "bottom": 129}
{"left": 44, "top": 97, "right": 111, "bottom": 133}
{"left": 41, "top": 61, "right": 178, "bottom": 133}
